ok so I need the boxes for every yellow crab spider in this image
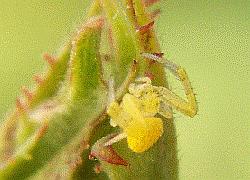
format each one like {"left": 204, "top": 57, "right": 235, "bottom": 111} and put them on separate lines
{"left": 106, "top": 53, "right": 198, "bottom": 153}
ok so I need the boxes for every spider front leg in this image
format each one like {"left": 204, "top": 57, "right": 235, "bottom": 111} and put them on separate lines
{"left": 89, "top": 78, "right": 130, "bottom": 166}
{"left": 159, "top": 102, "right": 173, "bottom": 119}
{"left": 142, "top": 53, "right": 198, "bottom": 118}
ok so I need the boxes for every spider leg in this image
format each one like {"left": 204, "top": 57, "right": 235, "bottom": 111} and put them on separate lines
{"left": 159, "top": 102, "right": 173, "bottom": 119}
{"left": 159, "top": 64, "right": 197, "bottom": 117}
{"left": 134, "top": 77, "right": 152, "bottom": 84}
{"left": 142, "top": 53, "right": 198, "bottom": 117}
{"left": 116, "top": 60, "right": 138, "bottom": 101}
{"left": 104, "top": 132, "right": 127, "bottom": 146}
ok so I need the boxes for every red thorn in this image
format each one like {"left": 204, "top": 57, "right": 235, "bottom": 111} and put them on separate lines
{"left": 43, "top": 53, "right": 56, "bottom": 66}
{"left": 33, "top": 75, "right": 44, "bottom": 85}
{"left": 143, "top": 0, "right": 160, "bottom": 7}
{"left": 21, "top": 86, "right": 33, "bottom": 101}
{"left": 136, "top": 21, "right": 155, "bottom": 34}
{"left": 150, "top": 9, "right": 161, "bottom": 20}
{"left": 16, "top": 98, "right": 26, "bottom": 112}
{"left": 145, "top": 71, "right": 154, "bottom": 80}
{"left": 35, "top": 122, "right": 48, "bottom": 141}
{"left": 94, "top": 163, "right": 102, "bottom": 174}
{"left": 152, "top": 52, "right": 164, "bottom": 58}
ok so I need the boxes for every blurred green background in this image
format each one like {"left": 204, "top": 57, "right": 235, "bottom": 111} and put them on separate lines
{"left": 0, "top": 0, "right": 249, "bottom": 179}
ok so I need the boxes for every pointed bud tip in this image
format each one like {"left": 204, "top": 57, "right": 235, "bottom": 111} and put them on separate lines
{"left": 90, "top": 134, "right": 129, "bottom": 166}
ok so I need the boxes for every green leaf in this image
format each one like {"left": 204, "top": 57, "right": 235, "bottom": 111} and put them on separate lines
{"left": 0, "top": 43, "right": 71, "bottom": 165}
{"left": 0, "top": 16, "right": 106, "bottom": 179}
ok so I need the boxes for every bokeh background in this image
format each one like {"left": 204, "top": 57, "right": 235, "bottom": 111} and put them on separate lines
{"left": 0, "top": 0, "right": 249, "bottom": 179}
